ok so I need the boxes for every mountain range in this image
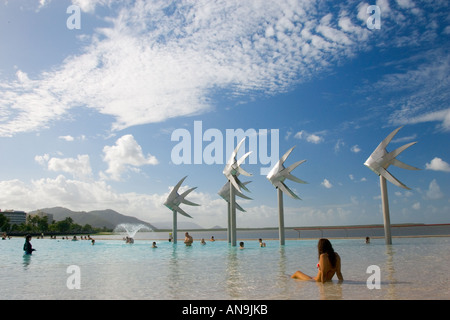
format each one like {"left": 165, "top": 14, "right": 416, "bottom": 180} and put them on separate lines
{"left": 30, "top": 207, "right": 157, "bottom": 230}
{"left": 30, "top": 207, "right": 208, "bottom": 230}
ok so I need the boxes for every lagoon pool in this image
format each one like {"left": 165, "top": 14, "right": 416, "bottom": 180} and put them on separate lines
{"left": 0, "top": 236, "right": 449, "bottom": 300}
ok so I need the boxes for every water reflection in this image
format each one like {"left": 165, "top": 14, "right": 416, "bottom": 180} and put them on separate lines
{"left": 167, "top": 245, "right": 181, "bottom": 299}
{"left": 22, "top": 254, "right": 31, "bottom": 269}
{"left": 384, "top": 245, "right": 398, "bottom": 299}
{"left": 225, "top": 248, "right": 244, "bottom": 299}
{"left": 275, "top": 246, "right": 291, "bottom": 297}
{"left": 278, "top": 246, "right": 287, "bottom": 275}
{"left": 316, "top": 281, "right": 343, "bottom": 300}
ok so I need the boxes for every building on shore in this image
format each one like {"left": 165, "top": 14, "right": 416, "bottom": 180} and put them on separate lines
{"left": 29, "top": 211, "right": 54, "bottom": 224}
{"left": 0, "top": 210, "right": 27, "bottom": 225}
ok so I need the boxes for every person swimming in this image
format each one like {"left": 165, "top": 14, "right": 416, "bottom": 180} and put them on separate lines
{"left": 291, "top": 238, "right": 343, "bottom": 283}
{"left": 258, "top": 238, "right": 266, "bottom": 247}
{"left": 125, "top": 236, "right": 134, "bottom": 244}
{"left": 23, "top": 235, "right": 36, "bottom": 255}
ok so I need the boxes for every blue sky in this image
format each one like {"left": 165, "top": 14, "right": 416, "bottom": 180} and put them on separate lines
{"left": 0, "top": 0, "right": 449, "bottom": 228}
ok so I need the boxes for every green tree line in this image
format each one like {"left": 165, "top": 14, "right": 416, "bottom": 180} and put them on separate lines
{"left": 0, "top": 213, "right": 111, "bottom": 234}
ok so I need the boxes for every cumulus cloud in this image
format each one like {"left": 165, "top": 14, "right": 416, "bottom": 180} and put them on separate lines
{"left": 36, "top": 135, "right": 160, "bottom": 182}
{"left": 35, "top": 154, "right": 50, "bottom": 166}
{"left": 48, "top": 155, "right": 92, "bottom": 179}
{"left": 426, "top": 179, "right": 443, "bottom": 200}
{"left": 0, "top": 175, "right": 152, "bottom": 219}
{"left": 425, "top": 157, "right": 450, "bottom": 172}
{"left": 321, "top": 178, "right": 333, "bottom": 189}
{"left": 294, "top": 130, "right": 324, "bottom": 144}
{"left": 101, "top": 135, "right": 158, "bottom": 181}
{"left": 0, "top": 175, "right": 224, "bottom": 228}
{"left": 35, "top": 154, "right": 93, "bottom": 180}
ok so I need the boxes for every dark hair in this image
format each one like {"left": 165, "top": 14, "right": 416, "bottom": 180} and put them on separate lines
{"left": 317, "top": 238, "right": 337, "bottom": 268}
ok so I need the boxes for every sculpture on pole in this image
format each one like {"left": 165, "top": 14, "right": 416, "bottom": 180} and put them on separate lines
{"left": 164, "top": 176, "right": 200, "bottom": 244}
{"left": 364, "top": 126, "right": 419, "bottom": 245}
{"left": 218, "top": 181, "right": 252, "bottom": 243}
{"left": 222, "top": 138, "right": 252, "bottom": 246}
{"left": 267, "top": 146, "right": 307, "bottom": 245}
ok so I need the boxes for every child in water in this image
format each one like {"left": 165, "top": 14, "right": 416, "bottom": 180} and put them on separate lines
{"left": 23, "top": 235, "right": 36, "bottom": 255}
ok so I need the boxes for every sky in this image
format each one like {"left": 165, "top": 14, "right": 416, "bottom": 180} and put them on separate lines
{"left": 0, "top": 0, "right": 449, "bottom": 229}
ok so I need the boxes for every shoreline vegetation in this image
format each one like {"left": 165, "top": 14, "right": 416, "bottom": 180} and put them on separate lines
{"left": 0, "top": 214, "right": 110, "bottom": 237}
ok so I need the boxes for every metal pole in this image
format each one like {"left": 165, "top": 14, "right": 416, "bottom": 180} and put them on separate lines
{"left": 380, "top": 175, "right": 392, "bottom": 245}
{"left": 278, "top": 188, "right": 285, "bottom": 245}
{"left": 227, "top": 201, "right": 231, "bottom": 244}
{"left": 172, "top": 210, "right": 177, "bottom": 244}
{"left": 230, "top": 182, "right": 237, "bottom": 247}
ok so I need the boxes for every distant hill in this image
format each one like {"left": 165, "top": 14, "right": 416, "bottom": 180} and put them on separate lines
{"left": 30, "top": 207, "right": 157, "bottom": 230}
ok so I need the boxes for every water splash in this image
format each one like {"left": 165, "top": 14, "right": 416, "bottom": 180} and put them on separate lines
{"left": 114, "top": 223, "right": 152, "bottom": 238}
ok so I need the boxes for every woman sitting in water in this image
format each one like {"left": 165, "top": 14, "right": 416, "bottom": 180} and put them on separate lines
{"left": 291, "top": 238, "right": 343, "bottom": 283}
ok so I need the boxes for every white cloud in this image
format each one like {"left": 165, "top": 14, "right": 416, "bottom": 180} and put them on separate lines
{"left": 426, "top": 179, "right": 443, "bottom": 200}
{"left": 0, "top": 175, "right": 222, "bottom": 228}
{"left": 0, "top": 175, "right": 140, "bottom": 217}
{"left": 443, "top": 26, "right": 450, "bottom": 35}
{"left": 370, "top": 50, "right": 450, "bottom": 132}
{"left": 71, "top": 0, "right": 113, "bottom": 13}
{"left": 396, "top": 0, "right": 415, "bottom": 9}
{"left": 101, "top": 135, "right": 158, "bottom": 181}
{"left": 356, "top": 2, "right": 370, "bottom": 23}
{"left": 34, "top": 154, "right": 50, "bottom": 166}
{"left": 321, "top": 178, "right": 333, "bottom": 189}
{"left": 412, "top": 202, "right": 421, "bottom": 210}
{"left": 294, "top": 130, "right": 324, "bottom": 144}
{"left": 334, "top": 139, "right": 345, "bottom": 153}
{"left": 425, "top": 157, "right": 450, "bottom": 173}
{"left": 59, "top": 135, "right": 74, "bottom": 142}
{"left": 47, "top": 155, "right": 92, "bottom": 180}
{"left": 35, "top": 154, "right": 93, "bottom": 180}
{"left": 1, "top": 1, "right": 445, "bottom": 137}
{"left": 15, "top": 70, "right": 30, "bottom": 83}
{"left": 307, "top": 134, "right": 323, "bottom": 144}
{"left": 394, "top": 108, "right": 450, "bottom": 132}
{"left": 0, "top": 1, "right": 380, "bottom": 137}
{"left": 376, "top": 0, "right": 391, "bottom": 14}
{"left": 350, "top": 145, "right": 361, "bottom": 153}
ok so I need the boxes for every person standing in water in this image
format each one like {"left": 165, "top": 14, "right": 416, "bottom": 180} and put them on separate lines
{"left": 184, "top": 232, "right": 193, "bottom": 246}
{"left": 291, "top": 238, "right": 343, "bottom": 283}
{"left": 23, "top": 235, "right": 36, "bottom": 255}
{"left": 258, "top": 238, "right": 266, "bottom": 247}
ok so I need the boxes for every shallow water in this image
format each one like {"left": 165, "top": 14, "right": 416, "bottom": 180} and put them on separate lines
{"left": 0, "top": 237, "right": 448, "bottom": 300}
